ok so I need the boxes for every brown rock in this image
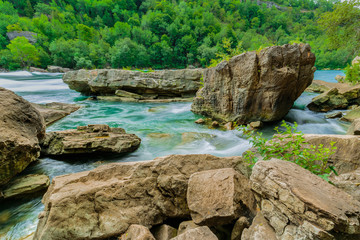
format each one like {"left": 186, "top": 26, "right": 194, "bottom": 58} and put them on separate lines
{"left": 40, "top": 124, "right": 141, "bottom": 156}
{"left": 211, "top": 121, "right": 219, "bottom": 128}
{"left": 224, "top": 122, "right": 233, "bottom": 130}
{"left": 241, "top": 212, "right": 277, "bottom": 240}
{"left": 325, "top": 111, "right": 343, "bottom": 119}
{"left": 177, "top": 221, "right": 200, "bottom": 236}
{"left": 34, "top": 154, "right": 248, "bottom": 240}
{"left": 342, "top": 108, "right": 360, "bottom": 122}
{"left": 31, "top": 102, "right": 80, "bottom": 126}
{"left": 119, "top": 225, "right": 155, "bottom": 240}
{"left": 147, "top": 133, "right": 173, "bottom": 139}
{"left": 249, "top": 121, "right": 263, "bottom": 129}
{"left": 191, "top": 43, "right": 315, "bottom": 124}
{"left": 1, "top": 174, "right": 49, "bottom": 200}
{"left": 251, "top": 159, "right": 360, "bottom": 239}
{"left": 307, "top": 88, "right": 348, "bottom": 112}
{"left": 331, "top": 169, "right": 360, "bottom": 202}
{"left": 231, "top": 216, "right": 250, "bottom": 240}
{"left": 152, "top": 224, "right": 177, "bottom": 240}
{"left": 0, "top": 88, "right": 46, "bottom": 186}
{"left": 187, "top": 168, "right": 256, "bottom": 226}
{"left": 194, "top": 119, "right": 205, "bottom": 124}
{"left": 347, "top": 119, "right": 360, "bottom": 135}
{"left": 171, "top": 226, "right": 218, "bottom": 240}
{"left": 29, "top": 67, "right": 47, "bottom": 72}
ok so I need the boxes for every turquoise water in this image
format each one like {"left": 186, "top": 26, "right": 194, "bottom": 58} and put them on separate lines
{"left": 0, "top": 70, "right": 349, "bottom": 239}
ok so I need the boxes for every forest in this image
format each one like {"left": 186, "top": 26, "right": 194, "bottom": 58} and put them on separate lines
{"left": 0, "top": 0, "right": 356, "bottom": 70}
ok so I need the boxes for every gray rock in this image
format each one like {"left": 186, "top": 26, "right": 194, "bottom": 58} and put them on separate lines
{"left": 6, "top": 31, "right": 37, "bottom": 43}
{"left": 47, "top": 66, "right": 71, "bottom": 73}
{"left": 191, "top": 43, "right": 315, "bottom": 124}
{"left": 331, "top": 169, "right": 360, "bottom": 202}
{"left": 347, "top": 119, "right": 360, "bottom": 135}
{"left": 0, "top": 88, "right": 45, "bottom": 186}
{"left": 325, "top": 112, "right": 343, "bottom": 119}
{"left": 29, "top": 67, "right": 47, "bottom": 72}
{"left": 170, "top": 226, "right": 218, "bottom": 240}
{"left": 31, "top": 102, "right": 80, "bottom": 126}
{"left": 119, "top": 225, "right": 155, "bottom": 240}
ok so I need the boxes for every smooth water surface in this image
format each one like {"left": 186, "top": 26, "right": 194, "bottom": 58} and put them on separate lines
{"left": 0, "top": 70, "right": 349, "bottom": 239}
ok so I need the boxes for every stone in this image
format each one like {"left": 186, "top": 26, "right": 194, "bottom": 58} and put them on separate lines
{"left": 231, "top": 216, "right": 250, "bottom": 240}
{"left": 194, "top": 119, "right": 205, "bottom": 124}
{"left": 224, "top": 122, "right": 233, "bottom": 130}
{"left": 352, "top": 56, "right": 360, "bottom": 66}
{"left": 6, "top": 31, "right": 37, "bottom": 43}
{"left": 331, "top": 169, "right": 360, "bottom": 202}
{"left": 152, "top": 224, "right": 177, "bottom": 240}
{"left": 177, "top": 221, "right": 200, "bottom": 236}
{"left": 341, "top": 108, "right": 360, "bottom": 122}
{"left": 170, "top": 226, "right": 218, "bottom": 240}
{"left": 119, "top": 225, "right": 155, "bottom": 240}
{"left": 191, "top": 43, "right": 315, "bottom": 124}
{"left": 241, "top": 212, "right": 277, "bottom": 240}
{"left": 211, "top": 121, "right": 219, "bottom": 128}
{"left": 347, "top": 119, "right": 360, "bottom": 135}
{"left": 180, "top": 132, "right": 215, "bottom": 145}
{"left": 34, "top": 154, "right": 248, "bottom": 240}
{"left": 0, "top": 88, "right": 46, "bottom": 186}
{"left": 63, "top": 68, "right": 204, "bottom": 98}
{"left": 29, "top": 67, "right": 47, "bottom": 73}
{"left": 1, "top": 174, "right": 49, "bottom": 200}
{"left": 325, "top": 111, "right": 343, "bottom": 119}
{"left": 307, "top": 88, "right": 348, "bottom": 112}
{"left": 251, "top": 159, "right": 360, "bottom": 239}
{"left": 40, "top": 124, "right": 141, "bottom": 156}
{"left": 31, "top": 102, "right": 81, "bottom": 126}
{"left": 147, "top": 133, "right": 173, "bottom": 139}
{"left": 249, "top": 121, "right": 263, "bottom": 129}
{"left": 95, "top": 96, "right": 193, "bottom": 103}
{"left": 335, "top": 75, "right": 346, "bottom": 82}
{"left": 305, "top": 80, "right": 331, "bottom": 93}
{"left": 115, "top": 89, "right": 143, "bottom": 100}
{"left": 47, "top": 66, "right": 70, "bottom": 73}
{"left": 187, "top": 168, "right": 256, "bottom": 226}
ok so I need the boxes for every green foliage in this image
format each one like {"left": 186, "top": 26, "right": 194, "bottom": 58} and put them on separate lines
{"left": 345, "top": 62, "right": 360, "bottom": 84}
{"left": 209, "top": 38, "right": 244, "bottom": 67}
{"left": 6, "top": 36, "right": 39, "bottom": 68}
{"left": 240, "top": 121, "right": 337, "bottom": 181}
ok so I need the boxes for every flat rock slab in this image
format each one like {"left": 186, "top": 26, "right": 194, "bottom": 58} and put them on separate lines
{"left": 40, "top": 124, "right": 141, "bottom": 156}
{"left": 170, "top": 226, "right": 218, "bottom": 240}
{"left": 31, "top": 102, "right": 80, "bottom": 126}
{"left": 1, "top": 174, "right": 49, "bottom": 200}
{"left": 251, "top": 159, "right": 360, "bottom": 239}
{"left": 33, "top": 154, "right": 248, "bottom": 240}
{"left": 187, "top": 168, "right": 255, "bottom": 226}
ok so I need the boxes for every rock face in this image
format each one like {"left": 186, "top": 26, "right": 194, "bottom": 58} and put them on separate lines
{"left": 6, "top": 31, "right": 37, "bottom": 43}
{"left": 0, "top": 88, "right": 46, "bottom": 186}
{"left": 34, "top": 154, "right": 247, "bottom": 240}
{"left": 63, "top": 68, "right": 204, "bottom": 99}
{"left": 40, "top": 124, "right": 141, "bottom": 156}
{"left": 251, "top": 159, "right": 360, "bottom": 239}
{"left": 171, "top": 226, "right": 218, "bottom": 240}
{"left": 1, "top": 174, "right": 50, "bottom": 200}
{"left": 191, "top": 43, "right": 315, "bottom": 124}
{"left": 31, "top": 102, "right": 81, "bottom": 126}
{"left": 187, "top": 168, "right": 255, "bottom": 226}
{"left": 119, "top": 225, "right": 155, "bottom": 240}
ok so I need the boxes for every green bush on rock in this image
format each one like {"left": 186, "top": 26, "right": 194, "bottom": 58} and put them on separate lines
{"left": 239, "top": 121, "right": 337, "bottom": 181}
{"left": 345, "top": 62, "right": 360, "bottom": 84}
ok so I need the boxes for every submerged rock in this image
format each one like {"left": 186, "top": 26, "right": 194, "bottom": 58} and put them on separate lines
{"left": 33, "top": 154, "right": 248, "bottom": 240}
{"left": 40, "top": 124, "right": 141, "bottom": 156}
{"left": 63, "top": 68, "right": 204, "bottom": 98}
{"left": 191, "top": 43, "right": 315, "bottom": 124}
{"left": 31, "top": 102, "right": 80, "bottom": 126}
{"left": 180, "top": 132, "right": 215, "bottom": 144}
{"left": 0, "top": 88, "right": 46, "bottom": 186}
{"left": 1, "top": 174, "right": 49, "bottom": 200}
{"left": 251, "top": 159, "right": 360, "bottom": 239}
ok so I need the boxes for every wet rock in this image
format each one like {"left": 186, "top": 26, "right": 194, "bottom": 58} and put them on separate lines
{"left": 40, "top": 124, "right": 141, "bottom": 156}
{"left": 119, "top": 225, "right": 155, "bottom": 240}
{"left": 63, "top": 68, "right": 204, "bottom": 98}
{"left": 31, "top": 102, "right": 81, "bottom": 126}
{"left": 115, "top": 90, "right": 143, "bottom": 99}
{"left": 231, "top": 216, "right": 250, "bottom": 240}
{"left": 95, "top": 96, "right": 193, "bottom": 103}
{"left": 194, "top": 119, "right": 205, "bottom": 124}
{"left": 211, "top": 121, "right": 219, "bottom": 128}
{"left": 251, "top": 159, "right": 360, "bottom": 239}
{"left": 177, "top": 221, "right": 200, "bottom": 236}
{"left": 325, "top": 111, "right": 343, "bottom": 119}
{"left": 341, "top": 108, "right": 360, "bottom": 122}
{"left": 224, "top": 122, "right": 234, "bottom": 130}
{"left": 152, "top": 224, "right": 177, "bottom": 240}
{"left": 241, "top": 212, "right": 277, "bottom": 240}
{"left": 29, "top": 67, "right": 47, "bottom": 73}
{"left": 1, "top": 174, "right": 49, "bottom": 200}
{"left": 171, "top": 226, "right": 218, "bottom": 240}
{"left": 47, "top": 66, "right": 70, "bottom": 73}
{"left": 181, "top": 132, "right": 215, "bottom": 144}
{"left": 191, "top": 43, "right": 315, "bottom": 124}
{"left": 147, "top": 133, "right": 173, "bottom": 139}
{"left": 6, "top": 31, "right": 37, "bottom": 43}
{"left": 307, "top": 88, "right": 348, "bottom": 112}
{"left": 33, "top": 154, "right": 248, "bottom": 240}
{"left": 0, "top": 88, "right": 46, "bottom": 186}
{"left": 249, "top": 121, "right": 263, "bottom": 129}
{"left": 347, "top": 119, "right": 360, "bottom": 135}
{"left": 187, "top": 168, "right": 255, "bottom": 226}
{"left": 331, "top": 169, "right": 360, "bottom": 202}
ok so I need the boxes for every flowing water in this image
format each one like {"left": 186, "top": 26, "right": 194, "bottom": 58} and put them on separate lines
{"left": 0, "top": 70, "right": 348, "bottom": 239}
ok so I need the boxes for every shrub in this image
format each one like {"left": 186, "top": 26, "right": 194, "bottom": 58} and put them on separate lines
{"left": 239, "top": 121, "right": 337, "bottom": 181}
{"left": 344, "top": 62, "right": 360, "bottom": 84}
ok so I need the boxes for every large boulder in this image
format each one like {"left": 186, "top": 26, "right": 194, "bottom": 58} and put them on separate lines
{"left": 251, "top": 159, "right": 360, "bottom": 239}
{"left": 40, "top": 124, "right": 141, "bottom": 156}
{"left": 0, "top": 88, "right": 46, "bottom": 186}
{"left": 33, "top": 154, "right": 248, "bottom": 240}
{"left": 63, "top": 68, "right": 204, "bottom": 98}
{"left": 191, "top": 43, "right": 315, "bottom": 124}
{"left": 187, "top": 168, "right": 255, "bottom": 226}
{"left": 31, "top": 102, "right": 81, "bottom": 126}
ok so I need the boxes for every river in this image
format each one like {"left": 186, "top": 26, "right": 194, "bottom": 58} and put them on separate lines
{"left": 0, "top": 70, "right": 348, "bottom": 239}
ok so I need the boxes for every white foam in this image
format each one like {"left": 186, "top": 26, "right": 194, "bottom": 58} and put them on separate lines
{"left": 0, "top": 71, "right": 32, "bottom": 76}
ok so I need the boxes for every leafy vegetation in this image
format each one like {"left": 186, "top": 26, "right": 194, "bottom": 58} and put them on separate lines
{"left": 345, "top": 62, "right": 360, "bottom": 84}
{"left": 240, "top": 121, "right": 337, "bottom": 181}
{"left": 0, "top": 0, "right": 356, "bottom": 70}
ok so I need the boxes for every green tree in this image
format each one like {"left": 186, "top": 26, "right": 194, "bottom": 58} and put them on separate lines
{"left": 6, "top": 37, "right": 39, "bottom": 68}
